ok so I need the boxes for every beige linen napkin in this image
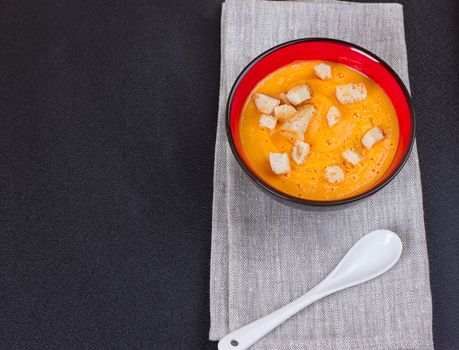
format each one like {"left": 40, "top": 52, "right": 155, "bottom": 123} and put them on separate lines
{"left": 210, "top": 1, "right": 434, "bottom": 349}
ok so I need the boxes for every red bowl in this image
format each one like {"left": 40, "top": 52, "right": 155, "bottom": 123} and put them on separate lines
{"left": 226, "top": 38, "right": 415, "bottom": 209}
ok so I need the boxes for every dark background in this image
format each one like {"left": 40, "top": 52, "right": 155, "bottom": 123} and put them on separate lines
{"left": 0, "top": 0, "right": 457, "bottom": 349}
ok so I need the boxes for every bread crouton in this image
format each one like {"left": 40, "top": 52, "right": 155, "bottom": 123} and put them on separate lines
{"left": 280, "top": 104, "right": 315, "bottom": 140}
{"left": 276, "top": 92, "right": 291, "bottom": 105}
{"left": 362, "top": 127, "right": 384, "bottom": 149}
{"left": 325, "top": 165, "right": 345, "bottom": 183}
{"left": 292, "top": 141, "right": 310, "bottom": 165}
{"left": 342, "top": 149, "right": 363, "bottom": 165}
{"left": 279, "top": 130, "right": 304, "bottom": 142}
{"left": 274, "top": 104, "right": 297, "bottom": 121}
{"left": 314, "top": 63, "right": 332, "bottom": 80}
{"left": 296, "top": 103, "right": 316, "bottom": 120}
{"left": 253, "top": 93, "right": 280, "bottom": 114}
{"left": 259, "top": 114, "right": 277, "bottom": 130}
{"left": 335, "top": 83, "right": 367, "bottom": 104}
{"left": 326, "top": 105, "right": 341, "bottom": 127}
{"left": 286, "top": 84, "right": 311, "bottom": 105}
{"left": 269, "top": 152, "right": 291, "bottom": 175}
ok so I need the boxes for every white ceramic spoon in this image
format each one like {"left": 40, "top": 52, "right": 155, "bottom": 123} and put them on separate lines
{"left": 218, "top": 229, "right": 402, "bottom": 350}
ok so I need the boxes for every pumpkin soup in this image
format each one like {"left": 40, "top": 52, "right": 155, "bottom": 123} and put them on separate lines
{"left": 239, "top": 61, "right": 399, "bottom": 201}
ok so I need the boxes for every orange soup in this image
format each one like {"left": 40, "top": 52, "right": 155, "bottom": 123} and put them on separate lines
{"left": 239, "top": 61, "right": 399, "bottom": 201}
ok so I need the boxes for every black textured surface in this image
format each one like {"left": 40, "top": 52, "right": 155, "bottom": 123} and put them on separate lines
{"left": 0, "top": 1, "right": 457, "bottom": 349}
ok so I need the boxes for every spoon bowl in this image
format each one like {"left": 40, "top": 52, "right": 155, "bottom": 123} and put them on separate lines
{"left": 313, "top": 229, "right": 402, "bottom": 295}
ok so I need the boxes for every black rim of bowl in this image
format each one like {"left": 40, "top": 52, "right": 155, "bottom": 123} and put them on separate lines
{"left": 225, "top": 38, "right": 415, "bottom": 207}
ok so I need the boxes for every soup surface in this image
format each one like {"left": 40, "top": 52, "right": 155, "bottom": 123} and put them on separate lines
{"left": 239, "top": 60, "right": 399, "bottom": 201}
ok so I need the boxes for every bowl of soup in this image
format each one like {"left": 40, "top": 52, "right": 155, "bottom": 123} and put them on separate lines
{"left": 226, "top": 38, "right": 414, "bottom": 209}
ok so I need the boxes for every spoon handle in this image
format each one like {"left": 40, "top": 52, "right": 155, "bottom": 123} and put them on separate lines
{"left": 218, "top": 288, "right": 326, "bottom": 350}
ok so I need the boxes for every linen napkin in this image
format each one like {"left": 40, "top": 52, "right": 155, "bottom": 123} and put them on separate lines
{"left": 210, "top": 0, "right": 434, "bottom": 349}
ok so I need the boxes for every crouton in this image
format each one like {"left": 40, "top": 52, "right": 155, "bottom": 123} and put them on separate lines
{"left": 253, "top": 93, "right": 280, "bottom": 114}
{"left": 326, "top": 105, "right": 341, "bottom": 127}
{"left": 269, "top": 152, "right": 291, "bottom": 175}
{"left": 259, "top": 114, "right": 277, "bottom": 130}
{"left": 274, "top": 104, "right": 297, "bottom": 121}
{"left": 292, "top": 141, "right": 310, "bottom": 165}
{"left": 276, "top": 92, "right": 291, "bottom": 105}
{"left": 279, "top": 130, "right": 304, "bottom": 142}
{"left": 362, "top": 127, "right": 384, "bottom": 149}
{"left": 335, "top": 83, "right": 367, "bottom": 104}
{"left": 314, "top": 63, "right": 332, "bottom": 80}
{"left": 280, "top": 104, "right": 315, "bottom": 140}
{"left": 286, "top": 84, "right": 311, "bottom": 105}
{"left": 325, "top": 165, "right": 345, "bottom": 183}
{"left": 296, "top": 103, "right": 316, "bottom": 120}
{"left": 342, "top": 149, "right": 363, "bottom": 165}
